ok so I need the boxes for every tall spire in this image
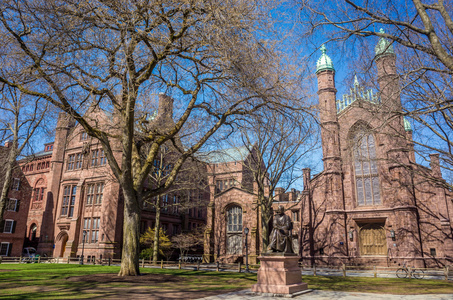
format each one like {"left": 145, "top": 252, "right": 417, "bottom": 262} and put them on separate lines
{"left": 354, "top": 75, "right": 359, "bottom": 86}
{"left": 375, "top": 28, "right": 395, "bottom": 58}
{"left": 316, "top": 44, "right": 334, "bottom": 74}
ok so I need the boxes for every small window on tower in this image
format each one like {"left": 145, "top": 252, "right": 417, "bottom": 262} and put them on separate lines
{"left": 430, "top": 248, "right": 436, "bottom": 257}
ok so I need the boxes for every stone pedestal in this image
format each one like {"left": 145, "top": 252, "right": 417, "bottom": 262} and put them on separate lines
{"left": 251, "top": 254, "right": 309, "bottom": 296}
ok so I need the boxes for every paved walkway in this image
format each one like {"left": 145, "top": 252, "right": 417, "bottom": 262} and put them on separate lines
{"left": 199, "top": 289, "right": 453, "bottom": 300}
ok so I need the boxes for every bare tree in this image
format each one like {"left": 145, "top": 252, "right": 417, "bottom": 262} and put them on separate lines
{"left": 298, "top": 0, "right": 453, "bottom": 188}
{"left": 0, "top": 0, "right": 294, "bottom": 275}
{"left": 141, "top": 140, "right": 207, "bottom": 264}
{"left": 240, "top": 108, "right": 318, "bottom": 251}
{"left": 0, "top": 85, "right": 48, "bottom": 222}
{"left": 172, "top": 226, "right": 204, "bottom": 260}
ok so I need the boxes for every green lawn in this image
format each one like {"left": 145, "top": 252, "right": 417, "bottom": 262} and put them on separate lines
{"left": 0, "top": 264, "right": 452, "bottom": 299}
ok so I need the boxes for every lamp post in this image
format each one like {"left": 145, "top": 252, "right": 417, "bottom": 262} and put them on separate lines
{"left": 244, "top": 227, "right": 250, "bottom": 273}
{"left": 80, "top": 230, "right": 86, "bottom": 265}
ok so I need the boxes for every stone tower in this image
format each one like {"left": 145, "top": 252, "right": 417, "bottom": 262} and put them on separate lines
{"left": 316, "top": 45, "right": 348, "bottom": 257}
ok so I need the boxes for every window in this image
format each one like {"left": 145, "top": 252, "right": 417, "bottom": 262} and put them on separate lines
{"left": 75, "top": 153, "right": 84, "bottom": 169}
{"left": 95, "top": 183, "right": 104, "bottom": 204}
{"left": 292, "top": 210, "right": 300, "bottom": 222}
{"left": 67, "top": 154, "right": 75, "bottom": 171}
{"left": 86, "top": 184, "right": 94, "bottom": 205}
{"left": 0, "top": 243, "right": 11, "bottom": 256}
{"left": 226, "top": 206, "right": 242, "bottom": 255}
{"left": 91, "top": 149, "right": 107, "bottom": 167}
{"left": 3, "top": 220, "right": 14, "bottom": 233}
{"left": 6, "top": 199, "right": 18, "bottom": 212}
{"left": 91, "top": 218, "right": 100, "bottom": 243}
{"left": 173, "top": 195, "right": 179, "bottom": 214}
{"left": 83, "top": 218, "right": 90, "bottom": 242}
{"left": 353, "top": 129, "right": 381, "bottom": 206}
{"left": 430, "top": 248, "right": 436, "bottom": 257}
{"left": 12, "top": 178, "right": 20, "bottom": 191}
{"left": 162, "top": 194, "right": 168, "bottom": 212}
{"left": 164, "top": 164, "right": 172, "bottom": 176}
{"left": 33, "top": 187, "right": 46, "bottom": 202}
{"left": 40, "top": 188, "right": 46, "bottom": 201}
{"left": 61, "top": 185, "right": 77, "bottom": 217}
{"left": 82, "top": 217, "right": 100, "bottom": 243}
{"left": 80, "top": 131, "right": 88, "bottom": 141}
{"left": 153, "top": 159, "right": 160, "bottom": 175}
{"left": 86, "top": 182, "right": 104, "bottom": 205}
{"left": 99, "top": 150, "right": 107, "bottom": 165}
{"left": 216, "top": 179, "right": 236, "bottom": 194}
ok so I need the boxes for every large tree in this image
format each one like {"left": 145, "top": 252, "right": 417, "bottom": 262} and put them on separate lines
{"left": 0, "top": 0, "right": 293, "bottom": 275}
{"left": 298, "top": 0, "right": 453, "bottom": 187}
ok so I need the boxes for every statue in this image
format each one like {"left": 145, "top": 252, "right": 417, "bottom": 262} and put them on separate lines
{"left": 267, "top": 205, "right": 294, "bottom": 254}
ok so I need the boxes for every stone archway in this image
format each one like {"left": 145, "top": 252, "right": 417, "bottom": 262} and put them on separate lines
{"left": 54, "top": 232, "right": 69, "bottom": 258}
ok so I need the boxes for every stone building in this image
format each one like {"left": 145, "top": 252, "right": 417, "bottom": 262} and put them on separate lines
{"left": 0, "top": 141, "right": 32, "bottom": 257}
{"left": 202, "top": 147, "right": 301, "bottom": 264}
{"left": 1, "top": 94, "right": 206, "bottom": 260}
{"left": 300, "top": 37, "right": 453, "bottom": 267}
{"left": 203, "top": 36, "right": 453, "bottom": 267}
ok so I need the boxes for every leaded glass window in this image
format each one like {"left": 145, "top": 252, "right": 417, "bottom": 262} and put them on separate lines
{"left": 353, "top": 130, "right": 381, "bottom": 206}
{"left": 226, "top": 206, "right": 242, "bottom": 254}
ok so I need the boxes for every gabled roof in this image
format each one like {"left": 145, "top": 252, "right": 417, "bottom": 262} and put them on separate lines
{"left": 197, "top": 146, "right": 250, "bottom": 164}
{"left": 214, "top": 185, "right": 256, "bottom": 198}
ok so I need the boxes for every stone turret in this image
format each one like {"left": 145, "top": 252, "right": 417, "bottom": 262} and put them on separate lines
{"left": 316, "top": 45, "right": 341, "bottom": 174}
{"left": 375, "top": 29, "right": 401, "bottom": 111}
{"left": 158, "top": 93, "right": 174, "bottom": 120}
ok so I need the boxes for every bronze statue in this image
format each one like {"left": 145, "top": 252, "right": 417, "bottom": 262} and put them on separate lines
{"left": 267, "top": 205, "right": 294, "bottom": 254}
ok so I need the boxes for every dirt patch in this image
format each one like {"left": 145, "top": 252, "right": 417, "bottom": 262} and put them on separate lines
{"left": 0, "top": 269, "right": 18, "bottom": 272}
{"left": 66, "top": 273, "right": 242, "bottom": 299}
{"left": 67, "top": 273, "right": 180, "bottom": 284}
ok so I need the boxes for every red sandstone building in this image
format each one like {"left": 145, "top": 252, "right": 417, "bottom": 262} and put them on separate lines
{"left": 0, "top": 142, "right": 32, "bottom": 257}
{"left": 204, "top": 36, "right": 453, "bottom": 267}
{"left": 1, "top": 95, "right": 206, "bottom": 260}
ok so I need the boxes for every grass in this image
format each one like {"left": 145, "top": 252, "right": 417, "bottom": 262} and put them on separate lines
{"left": 303, "top": 275, "right": 453, "bottom": 295}
{"left": 0, "top": 264, "right": 452, "bottom": 299}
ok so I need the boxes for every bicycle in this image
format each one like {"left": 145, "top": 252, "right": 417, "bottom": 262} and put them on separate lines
{"left": 396, "top": 263, "right": 424, "bottom": 279}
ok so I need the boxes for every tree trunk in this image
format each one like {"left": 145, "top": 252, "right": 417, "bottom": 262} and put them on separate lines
{"left": 118, "top": 186, "right": 141, "bottom": 276}
{"left": 0, "top": 143, "right": 17, "bottom": 223}
{"left": 153, "top": 195, "right": 162, "bottom": 264}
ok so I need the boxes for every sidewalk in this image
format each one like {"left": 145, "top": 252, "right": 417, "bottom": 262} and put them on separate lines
{"left": 199, "top": 289, "right": 453, "bottom": 300}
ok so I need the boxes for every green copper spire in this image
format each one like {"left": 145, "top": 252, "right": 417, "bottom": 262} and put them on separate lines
{"left": 316, "top": 44, "right": 334, "bottom": 73}
{"left": 403, "top": 116, "right": 412, "bottom": 132}
{"left": 375, "top": 28, "right": 395, "bottom": 57}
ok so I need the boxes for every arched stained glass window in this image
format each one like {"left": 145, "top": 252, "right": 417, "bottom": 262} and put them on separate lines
{"left": 226, "top": 206, "right": 242, "bottom": 254}
{"left": 353, "top": 129, "right": 381, "bottom": 206}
